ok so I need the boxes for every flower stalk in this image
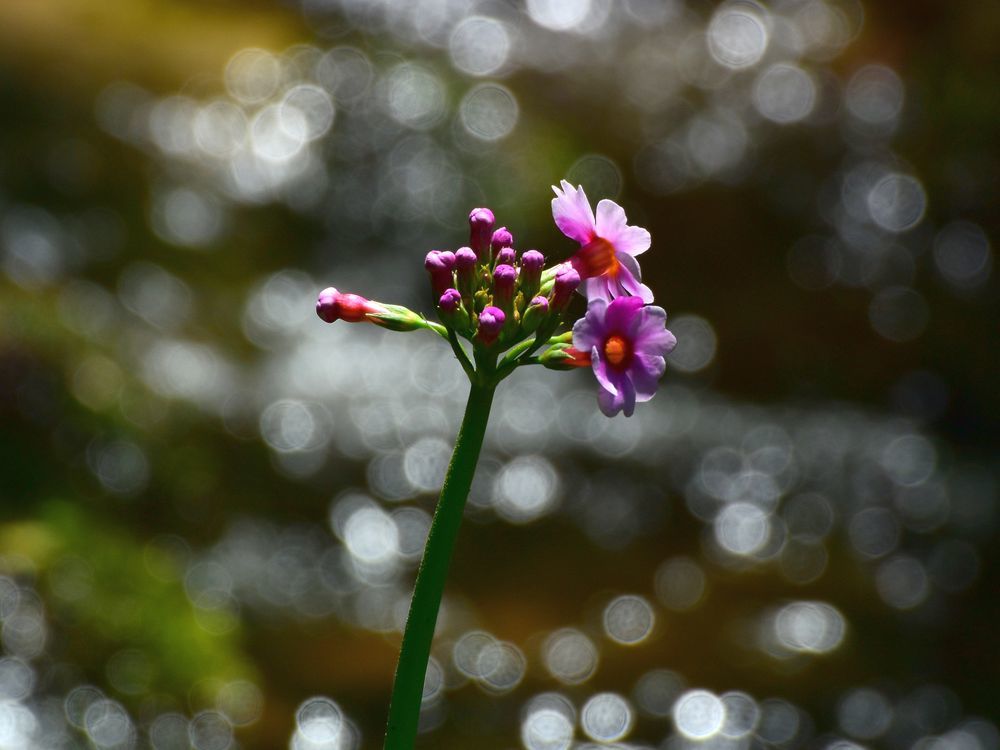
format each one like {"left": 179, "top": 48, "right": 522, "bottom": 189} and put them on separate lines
{"left": 383, "top": 382, "right": 496, "bottom": 750}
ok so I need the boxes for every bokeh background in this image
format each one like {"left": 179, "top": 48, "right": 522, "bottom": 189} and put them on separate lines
{"left": 0, "top": 0, "right": 997, "bottom": 748}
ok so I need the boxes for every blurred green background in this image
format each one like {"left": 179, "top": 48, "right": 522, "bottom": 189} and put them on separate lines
{"left": 0, "top": 0, "right": 997, "bottom": 748}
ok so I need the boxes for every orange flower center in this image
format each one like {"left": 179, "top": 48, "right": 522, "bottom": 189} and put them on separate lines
{"left": 604, "top": 335, "right": 629, "bottom": 367}
{"left": 574, "top": 237, "right": 619, "bottom": 278}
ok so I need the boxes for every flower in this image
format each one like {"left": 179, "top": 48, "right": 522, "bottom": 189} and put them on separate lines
{"left": 572, "top": 296, "right": 676, "bottom": 417}
{"left": 551, "top": 180, "right": 653, "bottom": 303}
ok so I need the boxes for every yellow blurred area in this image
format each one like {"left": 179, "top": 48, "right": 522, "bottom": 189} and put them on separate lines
{"left": 0, "top": 0, "right": 308, "bottom": 92}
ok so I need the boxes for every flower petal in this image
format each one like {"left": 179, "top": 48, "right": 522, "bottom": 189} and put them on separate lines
{"left": 620, "top": 376, "right": 637, "bottom": 416}
{"left": 629, "top": 352, "right": 666, "bottom": 401}
{"left": 604, "top": 296, "right": 645, "bottom": 334}
{"left": 616, "top": 254, "right": 655, "bottom": 303}
{"left": 595, "top": 199, "right": 651, "bottom": 256}
{"left": 611, "top": 225, "right": 652, "bottom": 257}
{"left": 633, "top": 305, "right": 677, "bottom": 355}
{"left": 580, "top": 276, "right": 612, "bottom": 303}
{"left": 594, "top": 199, "right": 628, "bottom": 237}
{"left": 598, "top": 387, "right": 623, "bottom": 417}
{"left": 590, "top": 345, "right": 619, "bottom": 396}
{"left": 572, "top": 299, "right": 607, "bottom": 351}
{"left": 552, "top": 180, "right": 596, "bottom": 244}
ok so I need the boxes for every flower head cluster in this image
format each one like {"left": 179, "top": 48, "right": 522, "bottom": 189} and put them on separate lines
{"left": 316, "top": 179, "right": 676, "bottom": 416}
{"left": 423, "top": 208, "right": 581, "bottom": 350}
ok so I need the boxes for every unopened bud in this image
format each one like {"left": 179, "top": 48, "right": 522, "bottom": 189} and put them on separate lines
{"left": 477, "top": 306, "right": 505, "bottom": 346}
{"left": 521, "top": 295, "right": 549, "bottom": 333}
{"left": 492, "top": 264, "right": 517, "bottom": 310}
{"left": 540, "top": 344, "right": 592, "bottom": 370}
{"left": 469, "top": 208, "right": 495, "bottom": 260}
{"left": 552, "top": 266, "right": 581, "bottom": 311}
{"left": 425, "top": 250, "right": 457, "bottom": 297}
{"left": 316, "top": 286, "right": 340, "bottom": 323}
{"left": 495, "top": 247, "right": 516, "bottom": 267}
{"left": 367, "top": 303, "right": 428, "bottom": 331}
{"left": 439, "top": 288, "right": 462, "bottom": 314}
{"left": 437, "top": 288, "right": 470, "bottom": 332}
{"left": 519, "top": 250, "right": 544, "bottom": 299}
{"left": 316, "top": 287, "right": 388, "bottom": 324}
{"left": 455, "top": 246, "right": 478, "bottom": 298}
{"left": 490, "top": 227, "right": 513, "bottom": 262}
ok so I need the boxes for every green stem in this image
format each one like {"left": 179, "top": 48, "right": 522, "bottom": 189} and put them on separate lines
{"left": 384, "top": 382, "right": 497, "bottom": 749}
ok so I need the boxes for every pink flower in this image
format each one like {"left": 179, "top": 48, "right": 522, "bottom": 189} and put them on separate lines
{"left": 551, "top": 180, "right": 653, "bottom": 303}
{"left": 573, "top": 296, "right": 676, "bottom": 417}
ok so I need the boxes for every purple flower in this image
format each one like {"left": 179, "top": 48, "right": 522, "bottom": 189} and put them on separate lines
{"left": 572, "top": 296, "right": 676, "bottom": 417}
{"left": 551, "top": 180, "right": 653, "bottom": 304}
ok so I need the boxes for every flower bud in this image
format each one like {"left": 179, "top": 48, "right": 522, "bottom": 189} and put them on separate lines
{"left": 520, "top": 295, "right": 549, "bottom": 333}
{"left": 425, "top": 250, "right": 457, "bottom": 297}
{"left": 492, "top": 264, "right": 517, "bottom": 310}
{"left": 367, "top": 303, "right": 427, "bottom": 331}
{"left": 551, "top": 266, "right": 581, "bottom": 312}
{"left": 437, "top": 288, "right": 470, "bottom": 332}
{"left": 316, "top": 287, "right": 388, "bottom": 324}
{"left": 490, "top": 227, "right": 513, "bottom": 262}
{"left": 439, "top": 288, "right": 462, "bottom": 314}
{"left": 540, "top": 344, "right": 592, "bottom": 370}
{"left": 316, "top": 286, "right": 340, "bottom": 323}
{"left": 477, "top": 306, "right": 505, "bottom": 345}
{"left": 495, "top": 247, "right": 516, "bottom": 267}
{"left": 454, "top": 246, "right": 478, "bottom": 298}
{"left": 519, "top": 250, "right": 544, "bottom": 299}
{"left": 469, "top": 208, "right": 495, "bottom": 260}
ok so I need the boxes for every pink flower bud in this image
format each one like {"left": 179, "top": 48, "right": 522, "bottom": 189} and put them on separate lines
{"left": 455, "top": 246, "right": 478, "bottom": 296}
{"left": 490, "top": 227, "right": 513, "bottom": 261}
{"left": 495, "top": 247, "right": 516, "bottom": 267}
{"left": 477, "top": 306, "right": 505, "bottom": 345}
{"left": 552, "top": 266, "right": 581, "bottom": 311}
{"left": 521, "top": 294, "right": 549, "bottom": 333}
{"left": 425, "top": 250, "right": 457, "bottom": 296}
{"left": 519, "top": 249, "right": 545, "bottom": 298}
{"left": 438, "top": 288, "right": 462, "bottom": 314}
{"left": 316, "top": 287, "right": 340, "bottom": 323}
{"left": 492, "top": 264, "right": 517, "bottom": 309}
{"left": 316, "top": 287, "right": 387, "bottom": 324}
{"left": 469, "top": 207, "right": 495, "bottom": 260}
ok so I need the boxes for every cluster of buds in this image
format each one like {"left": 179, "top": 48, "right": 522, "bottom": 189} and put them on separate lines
{"left": 425, "top": 208, "right": 582, "bottom": 353}
{"left": 317, "top": 180, "right": 677, "bottom": 416}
